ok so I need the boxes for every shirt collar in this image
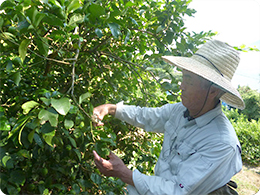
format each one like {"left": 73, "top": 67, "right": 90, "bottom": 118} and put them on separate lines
{"left": 195, "top": 103, "right": 222, "bottom": 128}
{"left": 183, "top": 103, "right": 223, "bottom": 128}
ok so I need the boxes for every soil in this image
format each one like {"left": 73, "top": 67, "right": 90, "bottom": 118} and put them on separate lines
{"left": 232, "top": 164, "right": 260, "bottom": 195}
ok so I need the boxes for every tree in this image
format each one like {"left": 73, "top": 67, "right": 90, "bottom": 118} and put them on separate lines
{"left": 0, "top": 0, "right": 215, "bottom": 194}
{"left": 237, "top": 86, "right": 260, "bottom": 121}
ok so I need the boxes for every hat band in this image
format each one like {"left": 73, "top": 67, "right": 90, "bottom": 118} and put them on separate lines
{"left": 194, "top": 53, "right": 224, "bottom": 77}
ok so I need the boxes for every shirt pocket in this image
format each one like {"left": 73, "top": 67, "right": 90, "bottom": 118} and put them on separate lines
{"left": 176, "top": 141, "right": 197, "bottom": 161}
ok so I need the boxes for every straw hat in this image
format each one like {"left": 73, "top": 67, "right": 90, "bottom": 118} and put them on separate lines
{"left": 162, "top": 39, "right": 245, "bottom": 109}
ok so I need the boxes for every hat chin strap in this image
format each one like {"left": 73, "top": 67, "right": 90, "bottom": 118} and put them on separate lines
{"left": 194, "top": 53, "right": 224, "bottom": 77}
{"left": 191, "top": 82, "right": 213, "bottom": 118}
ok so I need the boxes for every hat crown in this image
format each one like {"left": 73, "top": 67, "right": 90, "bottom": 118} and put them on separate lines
{"left": 192, "top": 40, "right": 240, "bottom": 81}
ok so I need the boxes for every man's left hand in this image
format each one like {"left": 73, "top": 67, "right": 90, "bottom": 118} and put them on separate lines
{"left": 93, "top": 150, "right": 134, "bottom": 186}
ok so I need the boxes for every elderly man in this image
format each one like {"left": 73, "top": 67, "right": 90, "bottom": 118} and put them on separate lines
{"left": 92, "top": 40, "right": 244, "bottom": 194}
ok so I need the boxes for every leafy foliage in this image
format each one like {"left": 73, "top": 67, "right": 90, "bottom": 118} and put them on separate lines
{"left": 224, "top": 86, "right": 260, "bottom": 166}
{"left": 0, "top": 0, "right": 214, "bottom": 194}
{"left": 237, "top": 86, "right": 260, "bottom": 121}
{"left": 224, "top": 108, "right": 260, "bottom": 166}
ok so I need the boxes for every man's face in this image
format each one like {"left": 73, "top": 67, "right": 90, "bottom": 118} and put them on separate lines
{"left": 180, "top": 70, "right": 211, "bottom": 112}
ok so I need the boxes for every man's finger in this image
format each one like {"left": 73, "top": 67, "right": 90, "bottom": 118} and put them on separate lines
{"left": 108, "top": 151, "right": 117, "bottom": 159}
{"left": 96, "top": 122, "right": 104, "bottom": 126}
{"left": 93, "top": 150, "right": 102, "bottom": 161}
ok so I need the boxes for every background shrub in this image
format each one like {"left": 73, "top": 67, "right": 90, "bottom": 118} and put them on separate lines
{"left": 224, "top": 107, "right": 260, "bottom": 166}
{"left": 237, "top": 86, "right": 260, "bottom": 121}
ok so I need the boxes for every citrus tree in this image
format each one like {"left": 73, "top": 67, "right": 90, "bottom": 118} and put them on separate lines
{"left": 0, "top": 0, "right": 215, "bottom": 194}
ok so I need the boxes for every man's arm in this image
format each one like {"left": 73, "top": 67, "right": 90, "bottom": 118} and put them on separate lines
{"left": 92, "top": 104, "right": 117, "bottom": 126}
{"left": 93, "top": 150, "right": 134, "bottom": 186}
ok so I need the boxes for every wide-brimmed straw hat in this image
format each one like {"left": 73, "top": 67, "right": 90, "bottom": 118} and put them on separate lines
{"left": 162, "top": 39, "right": 245, "bottom": 109}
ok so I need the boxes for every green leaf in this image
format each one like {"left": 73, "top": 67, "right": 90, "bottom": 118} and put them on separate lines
{"left": 124, "top": 29, "right": 131, "bottom": 44}
{"left": 68, "top": 13, "right": 84, "bottom": 26}
{"left": 28, "top": 130, "right": 35, "bottom": 143}
{"left": 73, "top": 148, "right": 81, "bottom": 161}
{"left": 48, "top": 0, "right": 62, "bottom": 8}
{"left": 23, "top": 0, "right": 32, "bottom": 7}
{"left": 40, "top": 97, "right": 51, "bottom": 106}
{"left": 89, "top": 3, "right": 105, "bottom": 18}
{"left": 34, "top": 12, "right": 45, "bottom": 28}
{"left": 51, "top": 184, "right": 66, "bottom": 191}
{"left": 79, "top": 92, "right": 92, "bottom": 104}
{"left": 7, "top": 185, "right": 19, "bottom": 195}
{"left": 43, "top": 189, "right": 50, "bottom": 195}
{"left": 156, "top": 25, "right": 164, "bottom": 34}
{"left": 0, "top": 32, "right": 16, "bottom": 40}
{"left": 100, "top": 137, "right": 116, "bottom": 147}
{"left": 176, "top": 42, "right": 185, "bottom": 53}
{"left": 12, "top": 71, "right": 21, "bottom": 86}
{"left": 130, "top": 17, "right": 138, "bottom": 26}
{"left": 2, "top": 156, "right": 11, "bottom": 167}
{"left": 90, "top": 173, "right": 101, "bottom": 185}
{"left": 38, "top": 109, "right": 58, "bottom": 127}
{"left": 17, "top": 20, "right": 30, "bottom": 33}
{"left": 17, "top": 149, "right": 31, "bottom": 158}
{"left": 95, "top": 142, "right": 110, "bottom": 158}
{"left": 21, "top": 100, "right": 39, "bottom": 114}
{"left": 43, "top": 13, "right": 63, "bottom": 27}
{"left": 6, "top": 60, "right": 13, "bottom": 72}
{"left": 64, "top": 119, "right": 74, "bottom": 129}
{"left": 68, "top": 136, "right": 77, "bottom": 148}
{"left": 0, "top": 116, "right": 11, "bottom": 131}
{"left": 126, "top": 1, "right": 135, "bottom": 7}
{"left": 36, "top": 37, "right": 49, "bottom": 57}
{"left": 40, "top": 122, "right": 55, "bottom": 134}
{"left": 19, "top": 39, "right": 30, "bottom": 62}
{"left": 9, "top": 170, "right": 26, "bottom": 185}
{"left": 161, "top": 81, "right": 172, "bottom": 91}
{"left": 43, "top": 132, "right": 55, "bottom": 147}
{"left": 66, "top": 0, "right": 81, "bottom": 14}
{"left": 95, "top": 28, "right": 103, "bottom": 38}
{"left": 108, "top": 23, "right": 121, "bottom": 38}
{"left": 0, "top": 17, "right": 3, "bottom": 30}
{"left": 51, "top": 98, "right": 71, "bottom": 115}
{"left": 25, "top": 6, "right": 45, "bottom": 28}
{"left": 34, "top": 133, "right": 44, "bottom": 148}
{"left": 8, "top": 116, "right": 31, "bottom": 140}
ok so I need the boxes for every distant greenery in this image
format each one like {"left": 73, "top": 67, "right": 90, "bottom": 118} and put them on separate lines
{"left": 238, "top": 86, "right": 260, "bottom": 121}
{"left": 224, "top": 86, "right": 260, "bottom": 166}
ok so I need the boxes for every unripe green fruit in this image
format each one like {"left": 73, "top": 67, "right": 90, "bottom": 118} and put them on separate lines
{"left": 41, "top": 167, "right": 48, "bottom": 176}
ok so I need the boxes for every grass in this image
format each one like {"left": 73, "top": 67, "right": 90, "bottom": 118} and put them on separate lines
{"left": 232, "top": 164, "right": 260, "bottom": 195}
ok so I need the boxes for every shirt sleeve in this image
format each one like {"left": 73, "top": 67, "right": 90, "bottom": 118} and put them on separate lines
{"left": 115, "top": 102, "right": 176, "bottom": 133}
{"left": 131, "top": 142, "right": 241, "bottom": 195}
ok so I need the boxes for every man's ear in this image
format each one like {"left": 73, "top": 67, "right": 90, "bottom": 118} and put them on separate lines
{"left": 209, "top": 85, "right": 222, "bottom": 99}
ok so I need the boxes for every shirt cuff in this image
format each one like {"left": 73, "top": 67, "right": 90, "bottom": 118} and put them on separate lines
{"left": 114, "top": 101, "right": 124, "bottom": 119}
{"left": 132, "top": 169, "right": 148, "bottom": 195}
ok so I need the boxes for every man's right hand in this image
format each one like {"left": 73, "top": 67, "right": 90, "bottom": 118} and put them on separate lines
{"left": 92, "top": 104, "right": 117, "bottom": 126}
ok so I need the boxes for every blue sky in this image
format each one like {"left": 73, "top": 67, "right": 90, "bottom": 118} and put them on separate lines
{"left": 184, "top": 0, "right": 260, "bottom": 91}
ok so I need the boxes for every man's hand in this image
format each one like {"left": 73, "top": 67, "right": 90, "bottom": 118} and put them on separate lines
{"left": 92, "top": 104, "right": 117, "bottom": 126}
{"left": 93, "top": 150, "right": 134, "bottom": 186}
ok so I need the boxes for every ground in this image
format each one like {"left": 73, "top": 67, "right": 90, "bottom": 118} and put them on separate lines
{"left": 232, "top": 164, "right": 260, "bottom": 195}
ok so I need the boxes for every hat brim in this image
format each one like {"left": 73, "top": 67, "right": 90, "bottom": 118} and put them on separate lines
{"left": 162, "top": 56, "right": 245, "bottom": 109}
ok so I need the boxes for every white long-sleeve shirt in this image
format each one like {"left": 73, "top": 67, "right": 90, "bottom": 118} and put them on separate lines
{"left": 115, "top": 102, "right": 242, "bottom": 195}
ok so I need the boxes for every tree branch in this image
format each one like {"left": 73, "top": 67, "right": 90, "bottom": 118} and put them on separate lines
{"left": 67, "top": 27, "right": 81, "bottom": 96}
{"left": 0, "top": 32, "right": 70, "bottom": 65}
{"left": 100, "top": 51, "right": 175, "bottom": 96}
{"left": 128, "top": 28, "right": 171, "bottom": 52}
